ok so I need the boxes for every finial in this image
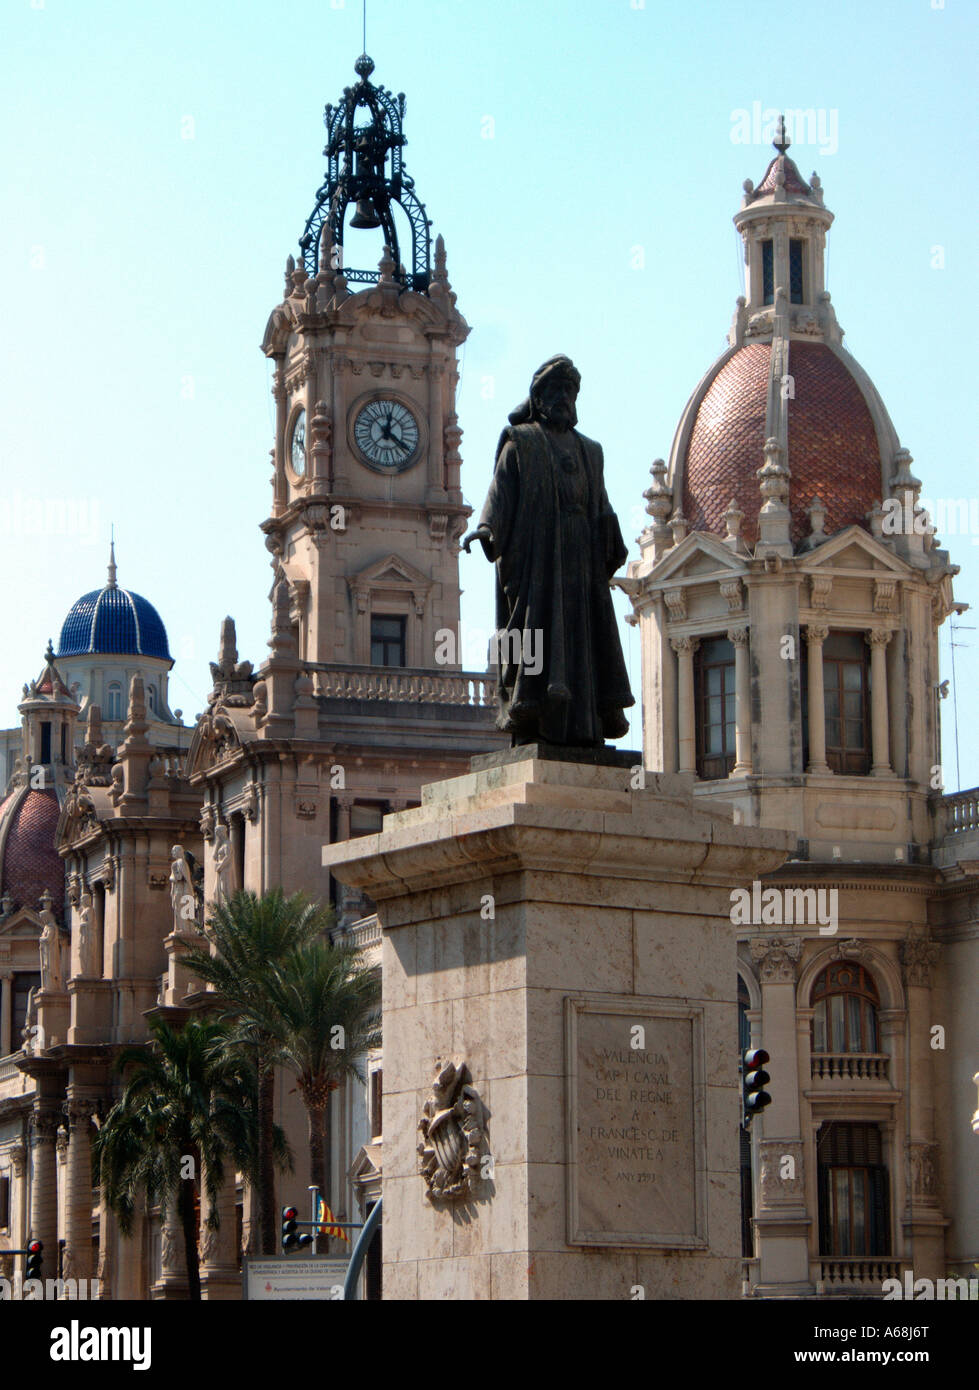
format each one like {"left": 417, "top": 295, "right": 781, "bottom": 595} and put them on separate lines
{"left": 354, "top": 52, "right": 375, "bottom": 81}
{"left": 773, "top": 113, "right": 790, "bottom": 156}
{"left": 107, "top": 534, "right": 118, "bottom": 589}
{"left": 44, "top": 638, "right": 55, "bottom": 665}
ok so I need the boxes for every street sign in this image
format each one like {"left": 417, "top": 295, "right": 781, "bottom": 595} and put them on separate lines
{"left": 243, "top": 1256, "right": 350, "bottom": 1301}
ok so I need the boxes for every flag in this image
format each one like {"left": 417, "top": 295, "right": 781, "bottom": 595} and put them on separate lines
{"left": 317, "top": 1196, "right": 349, "bottom": 1242}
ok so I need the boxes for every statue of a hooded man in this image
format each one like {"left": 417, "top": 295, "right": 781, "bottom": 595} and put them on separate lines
{"left": 463, "top": 355, "right": 634, "bottom": 747}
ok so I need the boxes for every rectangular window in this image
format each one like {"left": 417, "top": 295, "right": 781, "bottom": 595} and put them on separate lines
{"left": 40, "top": 722, "right": 51, "bottom": 764}
{"left": 822, "top": 632, "right": 871, "bottom": 774}
{"left": 0, "top": 1174, "right": 9, "bottom": 1228}
{"left": 350, "top": 804, "right": 385, "bottom": 838}
{"left": 761, "top": 240, "right": 774, "bottom": 305}
{"left": 817, "top": 1122, "right": 890, "bottom": 1256}
{"left": 370, "top": 1069, "right": 383, "bottom": 1139}
{"left": 370, "top": 615, "right": 406, "bottom": 668}
{"left": 789, "top": 239, "right": 805, "bottom": 303}
{"left": 695, "top": 637, "right": 736, "bottom": 780}
{"left": 12, "top": 972, "right": 41, "bottom": 1047}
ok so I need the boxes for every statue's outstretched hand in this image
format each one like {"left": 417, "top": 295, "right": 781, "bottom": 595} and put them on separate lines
{"left": 461, "top": 524, "right": 492, "bottom": 554}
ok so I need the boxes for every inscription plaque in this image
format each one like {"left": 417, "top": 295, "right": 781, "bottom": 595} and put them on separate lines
{"left": 565, "top": 996, "right": 707, "bottom": 1248}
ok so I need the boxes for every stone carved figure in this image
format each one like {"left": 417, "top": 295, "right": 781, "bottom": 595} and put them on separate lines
{"left": 37, "top": 891, "right": 63, "bottom": 992}
{"left": 213, "top": 823, "right": 233, "bottom": 905}
{"left": 463, "top": 355, "right": 634, "bottom": 746}
{"left": 169, "top": 845, "right": 196, "bottom": 931}
{"left": 77, "top": 892, "right": 96, "bottom": 976}
{"left": 417, "top": 1060, "right": 485, "bottom": 1201}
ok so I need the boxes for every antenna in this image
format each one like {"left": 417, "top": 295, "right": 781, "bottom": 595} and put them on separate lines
{"left": 363, "top": 0, "right": 367, "bottom": 52}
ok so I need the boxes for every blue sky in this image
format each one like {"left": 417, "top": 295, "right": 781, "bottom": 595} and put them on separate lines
{"left": 1, "top": 0, "right": 976, "bottom": 785}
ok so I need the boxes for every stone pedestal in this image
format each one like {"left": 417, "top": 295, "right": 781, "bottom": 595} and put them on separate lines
{"left": 324, "top": 751, "right": 791, "bottom": 1300}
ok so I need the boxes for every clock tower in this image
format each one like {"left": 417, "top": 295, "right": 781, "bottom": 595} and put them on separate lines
{"left": 260, "top": 53, "right": 471, "bottom": 673}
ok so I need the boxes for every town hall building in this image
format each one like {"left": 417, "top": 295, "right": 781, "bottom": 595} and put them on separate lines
{"left": 0, "top": 62, "right": 975, "bottom": 1300}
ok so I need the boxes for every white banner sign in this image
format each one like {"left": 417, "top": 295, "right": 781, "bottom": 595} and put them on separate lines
{"left": 244, "top": 1257, "right": 350, "bottom": 1301}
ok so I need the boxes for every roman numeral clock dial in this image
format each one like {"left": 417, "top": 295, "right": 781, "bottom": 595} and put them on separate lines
{"left": 353, "top": 398, "right": 420, "bottom": 473}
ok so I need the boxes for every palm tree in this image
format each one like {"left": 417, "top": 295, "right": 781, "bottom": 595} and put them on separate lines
{"left": 95, "top": 1015, "right": 271, "bottom": 1300}
{"left": 181, "top": 888, "right": 329, "bottom": 1254}
{"left": 263, "top": 939, "right": 381, "bottom": 1207}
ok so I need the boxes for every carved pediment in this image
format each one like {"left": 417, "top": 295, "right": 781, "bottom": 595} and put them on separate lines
{"left": 0, "top": 906, "right": 42, "bottom": 940}
{"left": 798, "top": 526, "right": 909, "bottom": 578}
{"left": 348, "top": 552, "right": 434, "bottom": 605}
{"left": 644, "top": 530, "right": 749, "bottom": 588}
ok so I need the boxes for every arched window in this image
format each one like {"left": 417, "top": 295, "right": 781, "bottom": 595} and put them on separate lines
{"left": 146, "top": 684, "right": 157, "bottom": 715}
{"left": 811, "top": 962, "right": 879, "bottom": 1053}
{"left": 106, "top": 682, "right": 123, "bottom": 721}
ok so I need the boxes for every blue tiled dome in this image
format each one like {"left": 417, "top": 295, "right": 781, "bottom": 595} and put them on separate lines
{"left": 58, "top": 584, "right": 171, "bottom": 661}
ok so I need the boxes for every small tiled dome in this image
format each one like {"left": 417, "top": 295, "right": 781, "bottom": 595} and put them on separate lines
{"left": 0, "top": 788, "right": 64, "bottom": 920}
{"left": 58, "top": 554, "right": 171, "bottom": 662}
{"left": 679, "top": 341, "right": 884, "bottom": 546}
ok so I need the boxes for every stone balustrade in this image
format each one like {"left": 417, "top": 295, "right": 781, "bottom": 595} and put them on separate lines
{"left": 942, "top": 788, "right": 979, "bottom": 835}
{"left": 810, "top": 1052, "right": 890, "bottom": 1082}
{"left": 312, "top": 664, "right": 494, "bottom": 707}
{"left": 817, "top": 1258, "right": 904, "bottom": 1292}
{"left": 348, "top": 916, "right": 382, "bottom": 951}
{"left": 0, "top": 1051, "right": 24, "bottom": 1084}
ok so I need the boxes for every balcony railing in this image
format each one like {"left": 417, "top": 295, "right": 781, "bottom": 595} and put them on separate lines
{"left": 312, "top": 664, "right": 494, "bottom": 707}
{"left": 817, "top": 1258, "right": 904, "bottom": 1293}
{"left": 347, "top": 916, "right": 382, "bottom": 952}
{"left": 811, "top": 1053, "right": 890, "bottom": 1082}
{"left": 0, "top": 1051, "right": 25, "bottom": 1084}
{"left": 942, "top": 788, "right": 979, "bottom": 835}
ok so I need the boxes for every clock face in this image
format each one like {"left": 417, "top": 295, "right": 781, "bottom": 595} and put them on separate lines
{"left": 290, "top": 411, "right": 306, "bottom": 476}
{"left": 354, "top": 399, "right": 420, "bottom": 472}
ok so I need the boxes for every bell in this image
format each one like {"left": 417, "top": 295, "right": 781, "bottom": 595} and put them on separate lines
{"left": 350, "top": 197, "right": 382, "bottom": 229}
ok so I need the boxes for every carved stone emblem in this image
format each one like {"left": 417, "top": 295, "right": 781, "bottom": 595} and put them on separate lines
{"left": 417, "top": 1060, "right": 485, "bottom": 1201}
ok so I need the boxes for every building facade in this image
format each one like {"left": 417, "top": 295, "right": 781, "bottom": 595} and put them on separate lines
{"left": 624, "top": 122, "right": 979, "bottom": 1296}
{"left": 0, "top": 85, "right": 975, "bottom": 1299}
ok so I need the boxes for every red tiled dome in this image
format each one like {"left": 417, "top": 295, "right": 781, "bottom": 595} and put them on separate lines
{"left": 0, "top": 789, "right": 64, "bottom": 920}
{"left": 680, "top": 341, "right": 883, "bottom": 546}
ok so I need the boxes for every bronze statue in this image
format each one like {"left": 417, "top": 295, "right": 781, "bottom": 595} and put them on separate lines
{"left": 462, "top": 355, "right": 634, "bottom": 747}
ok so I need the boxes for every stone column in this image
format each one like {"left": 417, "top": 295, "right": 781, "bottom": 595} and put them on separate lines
{"left": 335, "top": 794, "right": 353, "bottom": 843}
{"left": 867, "top": 629, "right": 893, "bottom": 776}
{"left": 805, "top": 624, "right": 830, "bottom": 774}
{"left": 29, "top": 1105, "right": 60, "bottom": 1267}
{"left": 427, "top": 359, "right": 445, "bottom": 500}
{"left": 748, "top": 936, "right": 812, "bottom": 1295}
{"left": 671, "top": 636, "right": 699, "bottom": 775}
{"left": 0, "top": 970, "right": 11, "bottom": 1056}
{"left": 899, "top": 932, "right": 944, "bottom": 1280}
{"left": 272, "top": 362, "right": 287, "bottom": 516}
{"left": 200, "top": 1163, "right": 240, "bottom": 1299}
{"left": 63, "top": 1096, "right": 97, "bottom": 1282}
{"left": 10, "top": 1141, "right": 28, "bottom": 1249}
{"left": 114, "top": 1193, "right": 145, "bottom": 1301}
{"left": 153, "top": 1196, "right": 189, "bottom": 1300}
{"left": 728, "top": 626, "right": 753, "bottom": 775}
{"left": 96, "top": 1189, "right": 112, "bottom": 1299}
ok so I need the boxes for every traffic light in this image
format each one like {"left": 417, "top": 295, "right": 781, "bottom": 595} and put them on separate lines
{"left": 742, "top": 1048, "right": 772, "bottom": 1123}
{"left": 25, "top": 1240, "right": 43, "bottom": 1280}
{"left": 280, "top": 1206, "right": 312, "bottom": 1253}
